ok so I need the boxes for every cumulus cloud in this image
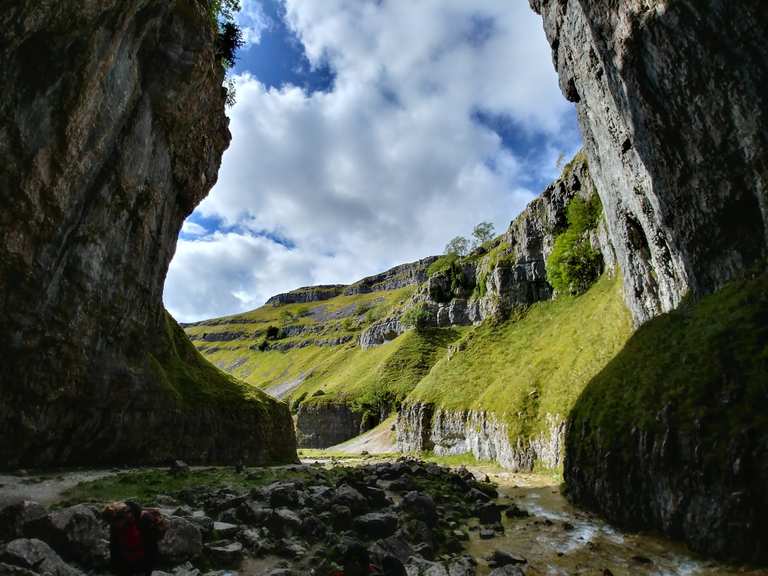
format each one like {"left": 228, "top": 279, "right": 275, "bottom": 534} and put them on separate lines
{"left": 238, "top": 0, "right": 271, "bottom": 46}
{"left": 164, "top": 0, "right": 579, "bottom": 322}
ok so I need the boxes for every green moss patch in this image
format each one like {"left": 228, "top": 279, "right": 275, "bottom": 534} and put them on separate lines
{"left": 567, "top": 272, "right": 768, "bottom": 468}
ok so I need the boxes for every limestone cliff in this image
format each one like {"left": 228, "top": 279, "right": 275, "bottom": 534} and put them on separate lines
{"left": 0, "top": 0, "right": 296, "bottom": 467}
{"left": 531, "top": 0, "right": 768, "bottom": 562}
{"left": 531, "top": 0, "right": 768, "bottom": 324}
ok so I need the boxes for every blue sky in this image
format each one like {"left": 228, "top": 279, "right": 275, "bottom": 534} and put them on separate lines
{"left": 164, "top": 0, "right": 580, "bottom": 322}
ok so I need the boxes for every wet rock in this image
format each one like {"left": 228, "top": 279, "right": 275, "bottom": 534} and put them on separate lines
{"left": 479, "top": 529, "right": 496, "bottom": 540}
{"left": 1, "top": 539, "right": 82, "bottom": 576}
{"left": 487, "top": 550, "right": 526, "bottom": 568}
{"left": 503, "top": 505, "right": 529, "bottom": 519}
{"left": 476, "top": 503, "right": 502, "bottom": 525}
{"left": 204, "top": 540, "right": 243, "bottom": 567}
{"left": 24, "top": 505, "right": 108, "bottom": 567}
{"left": 159, "top": 517, "right": 203, "bottom": 564}
{"left": 329, "top": 505, "right": 353, "bottom": 531}
{"left": 353, "top": 512, "right": 398, "bottom": 540}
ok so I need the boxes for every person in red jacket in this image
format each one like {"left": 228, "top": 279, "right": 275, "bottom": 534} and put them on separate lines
{"left": 103, "top": 501, "right": 167, "bottom": 576}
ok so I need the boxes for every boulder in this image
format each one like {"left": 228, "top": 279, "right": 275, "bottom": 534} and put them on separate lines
{"left": 488, "top": 566, "right": 525, "bottom": 576}
{"left": 487, "top": 551, "right": 526, "bottom": 568}
{"left": 159, "top": 517, "right": 202, "bottom": 564}
{"left": 24, "top": 505, "right": 108, "bottom": 568}
{"left": 476, "top": 503, "right": 502, "bottom": 526}
{"left": 333, "top": 485, "right": 368, "bottom": 515}
{"left": 204, "top": 540, "right": 243, "bottom": 567}
{"left": 400, "top": 492, "right": 437, "bottom": 523}
{"left": 0, "top": 500, "right": 47, "bottom": 542}
{"left": 1, "top": 539, "right": 82, "bottom": 576}
{"left": 352, "top": 512, "right": 398, "bottom": 540}
{"left": 212, "top": 522, "right": 240, "bottom": 539}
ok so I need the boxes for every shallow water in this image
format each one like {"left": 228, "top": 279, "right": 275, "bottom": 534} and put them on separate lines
{"left": 466, "top": 470, "right": 767, "bottom": 576}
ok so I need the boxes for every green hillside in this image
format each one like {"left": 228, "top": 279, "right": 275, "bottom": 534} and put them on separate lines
{"left": 407, "top": 272, "right": 633, "bottom": 440}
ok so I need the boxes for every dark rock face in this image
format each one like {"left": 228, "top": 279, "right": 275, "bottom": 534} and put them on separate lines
{"left": 295, "top": 402, "right": 364, "bottom": 448}
{"left": 531, "top": 0, "right": 768, "bottom": 324}
{"left": 531, "top": 1, "right": 768, "bottom": 561}
{"left": 0, "top": 0, "right": 297, "bottom": 467}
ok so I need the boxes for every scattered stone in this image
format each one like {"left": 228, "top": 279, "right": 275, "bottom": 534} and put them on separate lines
{"left": 452, "top": 529, "right": 469, "bottom": 541}
{"left": 0, "top": 500, "right": 47, "bottom": 541}
{"left": 205, "top": 540, "right": 243, "bottom": 567}
{"left": 477, "top": 503, "right": 502, "bottom": 525}
{"left": 333, "top": 484, "right": 368, "bottom": 514}
{"left": 487, "top": 550, "right": 526, "bottom": 567}
{"left": 503, "top": 504, "right": 529, "bottom": 519}
{"left": 401, "top": 491, "right": 438, "bottom": 523}
{"left": 213, "top": 522, "right": 240, "bottom": 538}
{"left": 1, "top": 538, "right": 82, "bottom": 576}
{"left": 159, "top": 517, "right": 203, "bottom": 564}
{"left": 561, "top": 522, "right": 574, "bottom": 531}
{"left": 631, "top": 555, "right": 652, "bottom": 564}
{"left": 24, "top": 504, "right": 109, "bottom": 568}
{"left": 488, "top": 566, "right": 526, "bottom": 576}
{"left": 353, "top": 511, "right": 398, "bottom": 540}
{"left": 479, "top": 528, "right": 496, "bottom": 540}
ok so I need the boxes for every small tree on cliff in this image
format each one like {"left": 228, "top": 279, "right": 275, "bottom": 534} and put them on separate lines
{"left": 471, "top": 221, "right": 495, "bottom": 249}
{"left": 445, "top": 236, "right": 469, "bottom": 257}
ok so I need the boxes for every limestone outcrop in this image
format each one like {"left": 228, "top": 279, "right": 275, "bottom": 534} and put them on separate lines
{"left": 531, "top": 0, "right": 768, "bottom": 562}
{"left": 295, "top": 401, "right": 364, "bottom": 449}
{"left": 0, "top": 0, "right": 296, "bottom": 467}
{"left": 396, "top": 403, "right": 564, "bottom": 471}
{"left": 531, "top": 0, "right": 768, "bottom": 324}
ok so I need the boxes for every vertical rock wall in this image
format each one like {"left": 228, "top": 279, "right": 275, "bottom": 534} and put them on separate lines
{"left": 531, "top": 0, "right": 768, "bottom": 324}
{"left": 0, "top": 0, "right": 297, "bottom": 467}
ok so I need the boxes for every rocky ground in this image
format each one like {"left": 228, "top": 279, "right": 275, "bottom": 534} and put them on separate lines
{"left": 0, "top": 459, "right": 527, "bottom": 576}
{"left": 3, "top": 458, "right": 767, "bottom": 576}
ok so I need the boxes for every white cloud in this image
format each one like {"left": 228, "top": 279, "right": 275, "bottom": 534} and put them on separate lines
{"left": 238, "top": 0, "right": 271, "bottom": 46}
{"left": 181, "top": 221, "right": 208, "bottom": 236}
{"left": 164, "top": 0, "right": 578, "bottom": 322}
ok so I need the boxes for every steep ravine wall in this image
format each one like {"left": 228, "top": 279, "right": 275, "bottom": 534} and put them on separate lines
{"left": 396, "top": 403, "right": 564, "bottom": 471}
{"left": 0, "top": 0, "right": 296, "bottom": 467}
{"left": 295, "top": 401, "right": 364, "bottom": 449}
{"left": 531, "top": 0, "right": 768, "bottom": 562}
{"left": 531, "top": 0, "right": 768, "bottom": 324}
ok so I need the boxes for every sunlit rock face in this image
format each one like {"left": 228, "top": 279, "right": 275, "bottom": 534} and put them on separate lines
{"left": 532, "top": 0, "right": 768, "bottom": 324}
{"left": 0, "top": 0, "right": 296, "bottom": 468}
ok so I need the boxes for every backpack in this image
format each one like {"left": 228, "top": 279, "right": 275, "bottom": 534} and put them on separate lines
{"left": 117, "top": 518, "right": 145, "bottom": 564}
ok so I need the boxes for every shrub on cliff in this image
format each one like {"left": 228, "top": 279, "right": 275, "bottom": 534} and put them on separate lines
{"left": 547, "top": 196, "right": 603, "bottom": 295}
{"left": 401, "top": 303, "right": 430, "bottom": 331}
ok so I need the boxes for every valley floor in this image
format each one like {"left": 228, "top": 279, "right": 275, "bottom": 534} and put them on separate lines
{"left": 2, "top": 452, "right": 766, "bottom": 576}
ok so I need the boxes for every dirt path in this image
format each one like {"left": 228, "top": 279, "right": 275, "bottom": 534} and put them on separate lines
{"left": 0, "top": 470, "right": 123, "bottom": 506}
{"left": 326, "top": 416, "right": 397, "bottom": 454}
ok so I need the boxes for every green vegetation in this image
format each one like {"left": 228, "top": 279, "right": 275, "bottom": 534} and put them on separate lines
{"left": 183, "top": 286, "right": 463, "bottom": 421}
{"left": 546, "top": 195, "right": 604, "bottom": 295}
{"left": 149, "top": 312, "right": 272, "bottom": 408}
{"left": 401, "top": 303, "right": 430, "bottom": 330}
{"left": 567, "top": 271, "right": 768, "bottom": 469}
{"left": 444, "top": 236, "right": 470, "bottom": 257}
{"left": 408, "top": 273, "right": 633, "bottom": 441}
{"left": 427, "top": 253, "right": 460, "bottom": 277}
{"left": 59, "top": 466, "right": 342, "bottom": 507}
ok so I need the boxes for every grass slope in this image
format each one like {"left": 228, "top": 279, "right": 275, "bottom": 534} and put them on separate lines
{"left": 184, "top": 287, "right": 462, "bottom": 414}
{"left": 567, "top": 271, "right": 768, "bottom": 465}
{"left": 407, "top": 273, "right": 633, "bottom": 440}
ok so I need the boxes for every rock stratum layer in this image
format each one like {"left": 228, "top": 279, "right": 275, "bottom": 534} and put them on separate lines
{"left": 532, "top": 0, "right": 768, "bottom": 562}
{"left": 0, "top": 0, "right": 296, "bottom": 468}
